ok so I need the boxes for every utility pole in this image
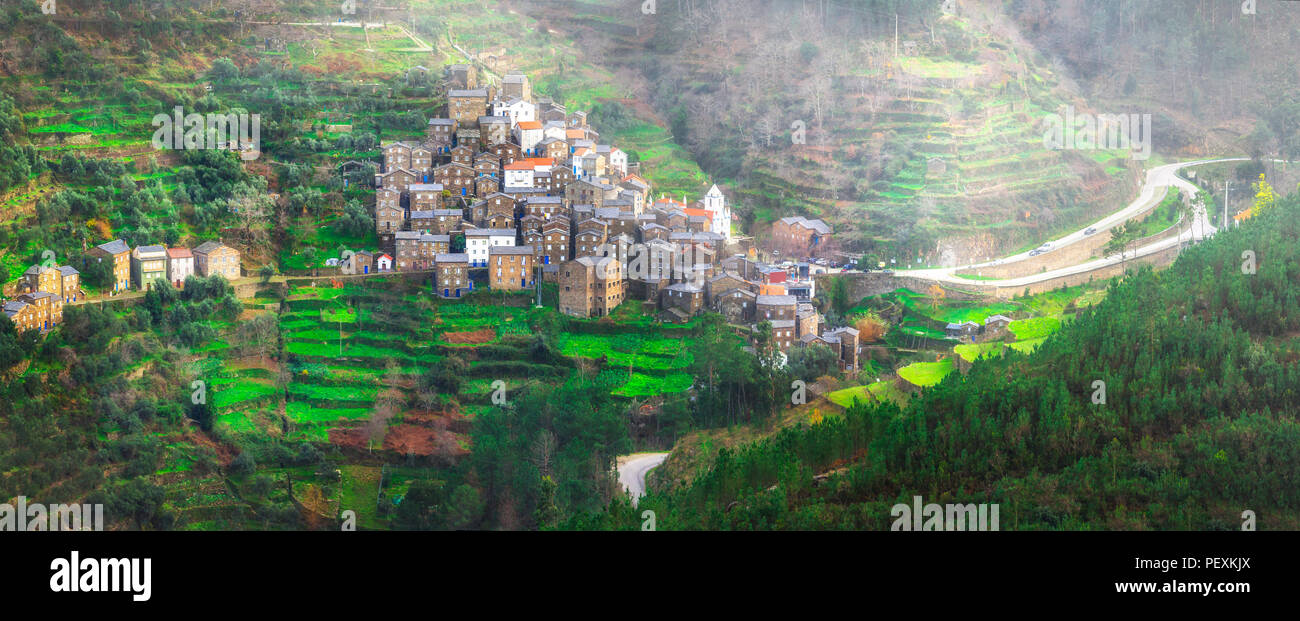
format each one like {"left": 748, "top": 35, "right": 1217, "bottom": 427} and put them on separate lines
{"left": 894, "top": 13, "right": 899, "bottom": 58}
{"left": 1222, "top": 180, "right": 1232, "bottom": 231}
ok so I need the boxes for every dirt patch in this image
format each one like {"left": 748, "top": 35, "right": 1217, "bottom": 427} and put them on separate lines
{"left": 188, "top": 427, "right": 236, "bottom": 466}
{"left": 442, "top": 328, "right": 496, "bottom": 344}
{"left": 405, "top": 408, "right": 472, "bottom": 434}
{"left": 382, "top": 425, "right": 466, "bottom": 457}
{"left": 328, "top": 426, "right": 373, "bottom": 452}
{"left": 225, "top": 357, "right": 282, "bottom": 374}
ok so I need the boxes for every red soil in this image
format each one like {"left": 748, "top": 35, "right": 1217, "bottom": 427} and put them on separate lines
{"left": 441, "top": 328, "right": 496, "bottom": 344}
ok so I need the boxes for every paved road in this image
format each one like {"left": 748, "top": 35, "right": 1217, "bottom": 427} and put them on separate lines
{"left": 898, "top": 157, "right": 1248, "bottom": 287}
{"left": 617, "top": 452, "right": 669, "bottom": 506}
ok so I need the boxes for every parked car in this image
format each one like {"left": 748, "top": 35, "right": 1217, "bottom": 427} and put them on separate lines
{"left": 1029, "top": 249, "right": 1042, "bottom": 257}
{"left": 1085, "top": 227, "right": 1097, "bottom": 236}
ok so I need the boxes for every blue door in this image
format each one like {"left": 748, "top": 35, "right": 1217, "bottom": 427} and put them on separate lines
{"left": 443, "top": 288, "right": 449, "bottom": 297}
{"left": 364, "top": 266, "right": 369, "bottom": 274}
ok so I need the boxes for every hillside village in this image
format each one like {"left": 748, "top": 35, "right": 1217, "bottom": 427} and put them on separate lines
{"left": 0, "top": 63, "right": 850, "bottom": 363}
{"left": 3, "top": 239, "right": 241, "bottom": 334}
{"left": 0, "top": 0, "right": 1294, "bottom": 544}
{"left": 341, "top": 64, "right": 844, "bottom": 360}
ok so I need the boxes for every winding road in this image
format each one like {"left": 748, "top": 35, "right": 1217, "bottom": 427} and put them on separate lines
{"left": 897, "top": 158, "right": 1248, "bottom": 287}
{"left": 617, "top": 452, "right": 669, "bottom": 506}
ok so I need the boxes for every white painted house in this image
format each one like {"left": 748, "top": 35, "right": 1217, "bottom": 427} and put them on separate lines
{"left": 542, "top": 120, "right": 568, "bottom": 142}
{"left": 465, "top": 228, "right": 517, "bottom": 267}
{"left": 606, "top": 146, "right": 628, "bottom": 177}
{"left": 503, "top": 161, "right": 536, "bottom": 188}
{"left": 516, "top": 120, "right": 544, "bottom": 155}
{"left": 492, "top": 97, "right": 536, "bottom": 127}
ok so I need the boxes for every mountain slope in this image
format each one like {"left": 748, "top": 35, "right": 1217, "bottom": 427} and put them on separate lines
{"left": 573, "top": 192, "right": 1300, "bottom": 530}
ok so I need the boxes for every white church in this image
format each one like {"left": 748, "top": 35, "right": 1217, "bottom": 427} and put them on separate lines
{"left": 701, "top": 184, "right": 732, "bottom": 241}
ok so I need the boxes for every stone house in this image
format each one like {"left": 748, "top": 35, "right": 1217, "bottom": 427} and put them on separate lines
{"left": 763, "top": 319, "right": 798, "bottom": 352}
{"left": 983, "top": 314, "right": 1012, "bottom": 338}
{"left": 448, "top": 88, "right": 489, "bottom": 128}
{"left": 660, "top": 282, "right": 704, "bottom": 316}
{"left": 193, "top": 241, "right": 241, "bottom": 281}
{"left": 475, "top": 174, "right": 501, "bottom": 197}
{"left": 501, "top": 71, "right": 531, "bottom": 101}
{"left": 375, "top": 188, "right": 403, "bottom": 241}
{"left": 376, "top": 168, "right": 418, "bottom": 195}
{"left": 756, "top": 293, "right": 797, "bottom": 322}
{"left": 57, "top": 266, "right": 81, "bottom": 302}
{"left": 574, "top": 219, "right": 608, "bottom": 259}
{"left": 86, "top": 239, "right": 132, "bottom": 293}
{"left": 445, "top": 63, "right": 477, "bottom": 90}
{"left": 524, "top": 196, "right": 564, "bottom": 220}
{"left": 3, "top": 299, "right": 38, "bottom": 332}
{"left": 450, "top": 145, "right": 475, "bottom": 166}
{"left": 558, "top": 255, "right": 625, "bottom": 318}
{"left": 713, "top": 288, "right": 757, "bottom": 323}
{"left": 410, "top": 209, "right": 463, "bottom": 235}
{"left": 409, "top": 183, "right": 444, "bottom": 211}
{"left": 425, "top": 118, "right": 457, "bottom": 150}
{"left": 772, "top": 216, "right": 833, "bottom": 257}
{"left": 479, "top": 116, "right": 511, "bottom": 148}
{"left": 488, "top": 141, "right": 522, "bottom": 164}
{"left": 489, "top": 246, "right": 535, "bottom": 291}
{"left": 825, "top": 326, "right": 860, "bottom": 370}
{"left": 17, "top": 291, "right": 62, "bottom": 330}
{"left": 435, "top": 253, "right": 471, "bottom": 298}
{"left": 21, "top": 265, "right": 59, "bottom": 297}
{"left": 433, "top": 163, "right": 475, "bottom": 197}
{"left": 383, "top": 141, "right": 412, "bottom": 172}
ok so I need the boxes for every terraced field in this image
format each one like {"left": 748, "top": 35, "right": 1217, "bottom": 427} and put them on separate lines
{"left": 558, "top": 332, "right": 695, "bottom": 397}
{"left": 898, "top": 358, "right": 955, "bottom": 387}
{"left": 199, "top": 282, "right": 704, "bottom": 457}
{"left": 827, "top": 380, "right": 909, "bottom": 408}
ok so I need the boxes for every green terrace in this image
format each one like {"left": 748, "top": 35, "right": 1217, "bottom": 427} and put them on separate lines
{"left": 200, "top": 281, "right": 711, "bottom": 450}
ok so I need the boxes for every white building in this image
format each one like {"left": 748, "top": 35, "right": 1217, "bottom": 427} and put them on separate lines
{"left": 166, "top": 247, "right": 195, "bottom": 288}
{"left": 606, "top": 146, "right": 628, "bottom": 177}
{"left": 516, "top": 120, "right": 544, "bottom": 155}
{"left": 465, "top": 228, "right": 517, "bottom": 267}
{"left": 503, "top": 161, "right": 536, "bottom": 188}
{"left": 542, "top": 120, "right": 568, "bottom": 142}
{"left": 702, "top": 184, "right": 732, "bottom": 241}
{"left": 492, "top": 97, "right": 536, "bottom": 127}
